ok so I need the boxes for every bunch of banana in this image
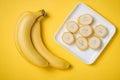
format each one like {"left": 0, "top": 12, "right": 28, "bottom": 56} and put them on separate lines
{"left": 14, "top": 10, "right": 70, "bottom": 69}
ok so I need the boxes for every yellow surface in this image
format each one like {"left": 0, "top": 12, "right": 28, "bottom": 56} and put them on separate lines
{"left": 0, "top": 0, "right": 120, "bottom": 80}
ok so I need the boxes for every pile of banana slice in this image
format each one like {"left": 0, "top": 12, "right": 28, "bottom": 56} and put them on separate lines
{"left": 15, "top": 10, "right": 70, "bottom": 69}
{"left": 62, "top": 14, "right": 108, "bottom": 50}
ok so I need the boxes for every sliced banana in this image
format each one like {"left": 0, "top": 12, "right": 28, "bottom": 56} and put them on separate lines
{"left": 62, "top": 32, "right": 75, "bottom": 44}
{"left": 76, "top": 37, "right": 88, "bottom": 50}
{"left": 78, "top": 14, "right": 93, "bottom": 25}
{"left": 79, "top": 25, "right": 93, "bottom": 37}
{"left": 88, "top": 36, "right": 101, "bottom": 49}
{"left": 94, "top": 25, "right": 108, "bottom": 38}
{"left": 66, "top": 21, "right": 79, "bottom": 33}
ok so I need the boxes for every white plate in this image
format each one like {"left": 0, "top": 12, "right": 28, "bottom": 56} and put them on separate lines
{"left": 54, "top": 3, "right": 116, "bottom": 64}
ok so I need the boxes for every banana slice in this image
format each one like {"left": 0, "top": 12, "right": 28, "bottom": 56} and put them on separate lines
{"left": 88, "top": 36, "right": 101, "bottom": 49}
{"left": 62, "top": 32, "right": 75, "bottom": 44}
{"left": 94, "top": 25, "right": 108, "bottom": 38}
{"left": 78, "top": 14, "right": 93, "bottom": 25}
{"left": 66, "top": 21, "right": 79, "bottom": 33}
{"left": 76, "top": 37, "right": 88, "bottom": 50}
{"left": 79, "top": 25, "right": 93, "bottom": 37}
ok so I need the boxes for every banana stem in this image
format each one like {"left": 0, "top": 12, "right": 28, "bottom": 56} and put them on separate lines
{"left": 41, "top": 9, "right": 47, "bottom": 16}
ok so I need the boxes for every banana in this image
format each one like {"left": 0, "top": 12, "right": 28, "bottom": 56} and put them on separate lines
{"left": 76, "top": 37, "right": 88, "bottom": 50}
{"left": 94, "top": 25, "right": 108, "bottom": 38}
{"left": 79, "top": 25, "right": 93, "bottom": 37}
{"left": 62, "top": 32, "right": 75, "bottom": 45}
{"left": 31, "top": 19, "right": 70, "bottom": 69}
{"left": 14, "top": 10, "right": 48, "bottom": 67}
{"left": 66, "top": 21, "right": 79, "bottom": 33}
{"left": 88, "top": 36, "right": 101, "bottom": 49}
{"left": 78, "top": 14, "right": 93, "bottom": 25}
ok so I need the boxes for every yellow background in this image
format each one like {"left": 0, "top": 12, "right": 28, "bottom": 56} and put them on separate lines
{"left": 0, "top": 0, "right": 120, "bottom": 80}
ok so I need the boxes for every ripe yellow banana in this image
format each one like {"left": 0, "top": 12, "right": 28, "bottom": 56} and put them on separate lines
{"left": 31, "top": 18, "right": 70, "bottom": 69}
{"left": 14, "top": 10, "right": 48, "bottom": 67}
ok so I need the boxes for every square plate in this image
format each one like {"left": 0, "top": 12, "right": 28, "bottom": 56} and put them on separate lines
{"left": 54, "top": 3, "right": 116, "bottom": 64}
